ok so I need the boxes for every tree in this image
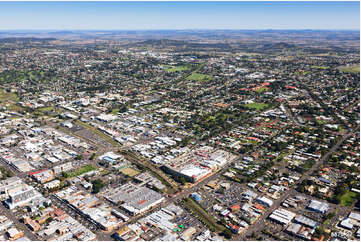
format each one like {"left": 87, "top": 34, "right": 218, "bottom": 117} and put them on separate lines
{"left": 89, "top": 153, "right": 96, "bottom": 160}
{"left": 61, "top": 171, "right": 69, "bottom": 178}
{"left": 75, "top": 155, "right": 83, "bottom": 160}
{"left": 221, "top": 229, "right": 233, "bottom": 239}
{"left": 314, "top": 227, "right": 323, "bottom": 238}
{"left": 46, "top": 217, "right": 53, "bottom": 224}
{"left": 92, "top": 179, "right": 105, "bottom": 194}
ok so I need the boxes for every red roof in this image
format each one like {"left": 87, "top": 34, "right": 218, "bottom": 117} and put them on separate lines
{"left": 231, "top": 204, "right": 240, "bottom": 210}
{"left": 138, "top": 200, "right": 147, "bottom": 205}
{"left": 29, "top": 170, "right": 46, "bottom": 176}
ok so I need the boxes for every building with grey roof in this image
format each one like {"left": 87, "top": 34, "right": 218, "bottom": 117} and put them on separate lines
{"left": 104, "top": 183, "right": 164, "bottom": 215}
{"left": 307, "top": 200, "right": 329, "bottom": 214}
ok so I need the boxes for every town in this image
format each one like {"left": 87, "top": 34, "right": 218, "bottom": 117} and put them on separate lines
{"left": 0, "top": 29, "right": 359, "bottom": 241}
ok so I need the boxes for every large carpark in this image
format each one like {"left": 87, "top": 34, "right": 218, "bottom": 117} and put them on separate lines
{"left": 190, "top": 178, "right": 256, "bottom": 223}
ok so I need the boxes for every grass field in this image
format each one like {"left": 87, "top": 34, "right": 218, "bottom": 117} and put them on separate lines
{"left": 187, "top": 72, "right": 212, "bottom": 82}
{"left": 255, "top": 87, "right": 268, "bottom": 93}
{"left": 66, "top": 164, "right": 97, "bottom": 178}
{"left": 164, "top": 65, "right": 190, "bottom": 72}
{"left": 7, "top": 104, "right": 24, "bottom": 112}
{"left": 0, "top": 89, "right": 19, "bottom": 102}
{"left": 0, "top": 89, "right": 25, "bottom": 113}
{"left": 119, "top": 167, "right": 140, "bottom": 177}
{"left": 38, "top": 106, "right": 55, "bottom": 112}
{"left": 340, "top": 191, "right": 358, "bottom": 207}
{"left": 244, "top": 102, "right": 269, "bottom": 110}
{"left": 311, "top": 65, "right": 328, "bottom": 70}
{"left": 338, "top": 65, "right": 360, "bottom": 73}
{"left": 111, "top": 108, "right": 120, "bottom": 115}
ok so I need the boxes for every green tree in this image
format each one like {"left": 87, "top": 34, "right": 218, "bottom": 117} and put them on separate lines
{"left": 92, "top": 179, "right": 105, "bottom": 194}
{"left": 222, "top": 229, "right": 233, "bottom": 239}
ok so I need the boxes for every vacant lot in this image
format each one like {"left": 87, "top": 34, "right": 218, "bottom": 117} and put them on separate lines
{"left": 65, "top": 164, "right": 97, "bottom": 178}
{"left": 119, "top": 167, "right": 140, "bottom": 177}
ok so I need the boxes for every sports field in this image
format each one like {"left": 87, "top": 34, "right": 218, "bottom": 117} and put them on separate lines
{"left": 187, "top": 72, "right": 212, "bottom": 82}
{"left": 338, "top": 65, "right": 360, "bottom": 73}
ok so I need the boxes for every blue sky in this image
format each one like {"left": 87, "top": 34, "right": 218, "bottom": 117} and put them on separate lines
{"left": 0, "top": 1, "right": 359, "bottom": 30}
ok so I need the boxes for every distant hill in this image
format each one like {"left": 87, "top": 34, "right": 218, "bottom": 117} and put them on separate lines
{"left": 262, "top": 42, "right": 298, "bottom": 49}
{"left": 0, "top": 37, "right": 56, "bottom": 43}
{"left": 48, "top": 31, "right": 75, "bottom": 35}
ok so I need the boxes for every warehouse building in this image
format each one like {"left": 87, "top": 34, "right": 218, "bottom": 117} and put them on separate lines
{"left": 161, "top": 147, "right": 236, "bottom": 183}
{"left": 294, "top": 215, "right": 317, "bottom": 228}
{"left": 268, "top": 208, "right": 296, "bottom": 225}
{"left": 285, "top": 222, "right": 314, "bottom": 240}
{"left": 307, "top": 200, "right": 329, "bottom": 214}
{"left": 255, "top": 196, "right": 274, "bottom": 207}
{"left": 103, "top": 183, "right": 164, "bottom": 215}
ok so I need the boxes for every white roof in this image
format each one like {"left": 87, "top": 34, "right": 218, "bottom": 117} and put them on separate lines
{"left": 257, "top": 196, "right": 274, "bottom": 206}
{"left": 349, "top": 212, "right": 360, "bottom": 221}
{"left": 180, "top": 166, "right": 209, "bottom": 178}
{"left": 308, "top": 200, "right": 329, "bottom": 213}
{"left": 269, "top": 208, "right": 296, "bottom": 225}
{"left": 7, "top": 227, "right": 21, "bottom": 237}
{"left": 340, "top": 218, "right": 354, "bottom": 230}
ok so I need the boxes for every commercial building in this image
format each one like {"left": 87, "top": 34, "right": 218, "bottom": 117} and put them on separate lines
{"left": 30, "top": 170, "right": 54, "bottom": 184}
{"left": 133, "top": 172, "right": 165, "bottom": 191}
{"left": 5, "top": 184, "right": 43, "bottom": 209}
{"left": 103, "top": 183, "right": 164, "bottom": 215}
{"left": 307, "top": 200, "right": 329, "bottom": 214}
{"left": 1, "top": 154, "right": 33, "bottom": 172}
{"left": 55, "top": 186, "right": 125, "bottom": 231}
{"left": 294, "top": 215, "right": 317, "bottom": 228}
{"left": 98, "top": 152, "right": 123, "bottom": 164}
{"left": 161, "top": 147, "right": 236, "bottom": 183}
{"left": 285, "top": 223, "right": 314, "bottom": 240}
{"left": 0, "top": 177, "right": 43, "bottom": 210}
{"left": 0, "top": 177, "right": 22, "bottom": 200}
{"left": 255, "top": 196, "right": 274, "bottom": 207}
{"left": 268, "top": 208, "right": 296, "bottom": 225}
{"left": 52, "top": 162, "right": 73, "bottom": 174}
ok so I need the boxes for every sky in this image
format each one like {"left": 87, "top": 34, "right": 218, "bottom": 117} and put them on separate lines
{"left": 0, "top": 1, "right": 359, "bottom": 30}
